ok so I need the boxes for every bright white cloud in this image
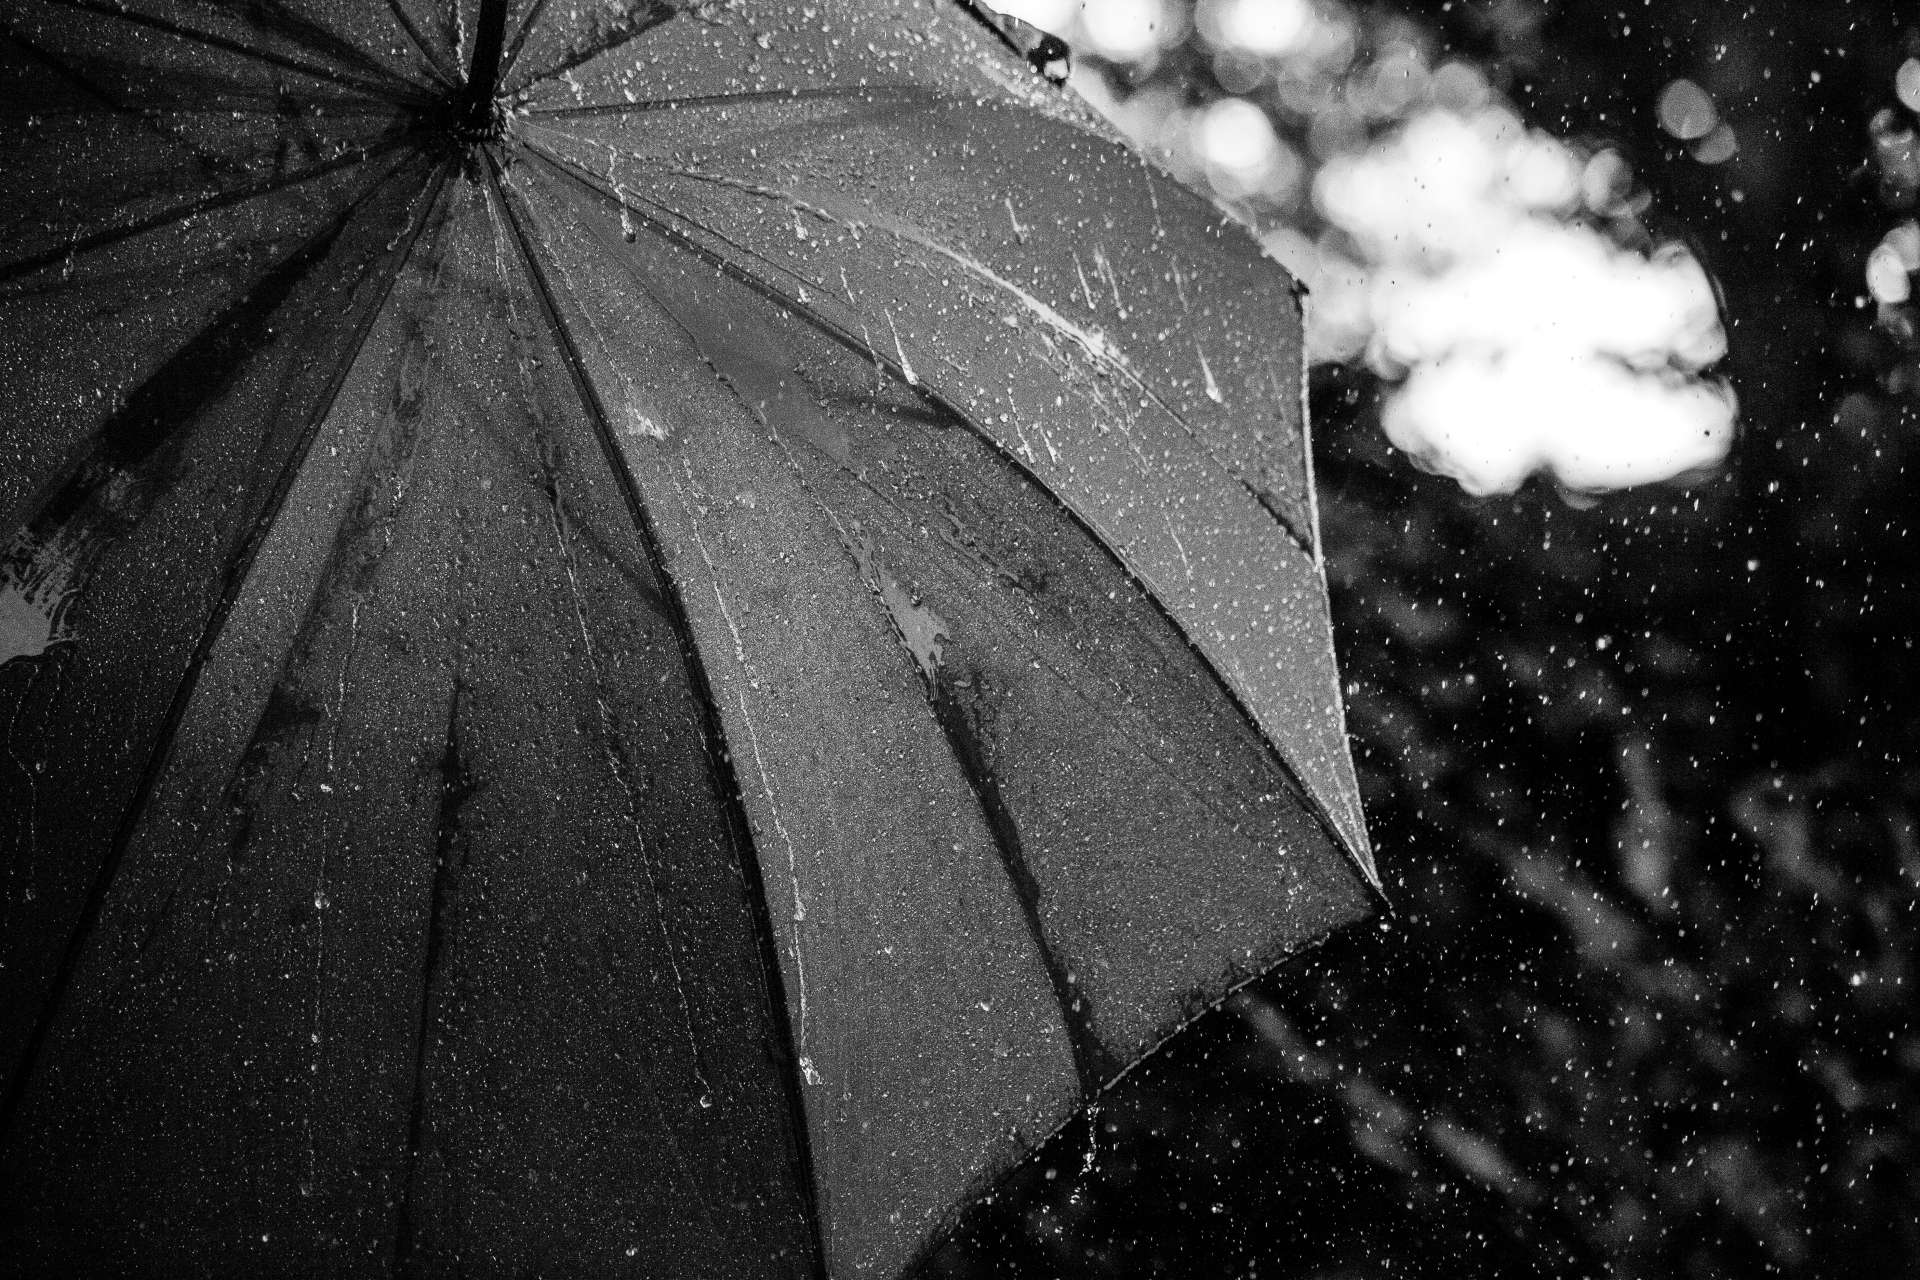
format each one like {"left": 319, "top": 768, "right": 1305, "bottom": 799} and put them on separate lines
{"left": 1384, "top": 354, "right": 1735, "bottom": 495}
{"left": 1305, "top": 107, "right": 1735, "bottom": 494}
{"left": 1196, "top": 0, "right": 1316, "bottom": 57}
{"left": 1364, "top": 229, "right": 1728, "bottom": 375}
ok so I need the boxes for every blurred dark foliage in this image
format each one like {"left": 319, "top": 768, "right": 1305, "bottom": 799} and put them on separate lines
{"left": 926, "top": 1, "right": 1920, "bottom": 1275}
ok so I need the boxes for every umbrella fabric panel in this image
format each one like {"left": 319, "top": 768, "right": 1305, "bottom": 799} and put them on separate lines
{"left": 0, "top": 20, "right": 413, "bottom": 531}
{"left": 383, "top": 0, "right": 466, "bottom": 89}
{"left": 516, "top": 151, "right": 1371, "bottom": 1055}
{"left": 516, "top": 10, "right": 1371, "bottom": 871}
{"left": 511, "top": 0, "right": 1322, "bottom": 615}
{"left": 0, "top": 153, "right": 438, "bottom": 1088}
{"left": 508, "top": 112, "right": 1373, "bottom": 1270}
{"left": 0, "top": 145, "right": 413, "bottom": 531}
{"left": 3, "top": 174, "right": 816, "bottom": 1278}
{"left": 497, "top": 0, "right": 680, "bottom": 100}
{"left": 231, "top": 0, "right": 460, "bottom": 89}
{"left": 4, "top": 0, "right": 444, "bottom": 101}
{"left": 0, "top": 29, "right": 408, "bottom": 278}
{"left": 624, "top": 246, "right": 1375, "bottom": 1054}
{"left": 507, "top": 0, "right": 1091, "bottom": 131}
{"left": 506, "top": 166, "right": 1086, "bottom": 1278}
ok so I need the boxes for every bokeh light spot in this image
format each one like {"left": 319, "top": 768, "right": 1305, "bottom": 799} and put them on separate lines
{"left": 1657, "top": 78, "right": 1718, "bottom": 141}
{"left": 1896, "top": 57, "right": 1920, "bottom": 112}
{"left": 1197, "top": 0, "right": 1315, "bottom": 57}
{"left": 1867, "top": 241, "right": 1912, "bottom": 304}
{"left": 1080, "top": 0, "right": 1177, "bottom": 62}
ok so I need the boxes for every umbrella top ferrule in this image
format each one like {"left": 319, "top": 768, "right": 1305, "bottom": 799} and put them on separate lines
{"left": 451, "top": 96, "right": 508, "bottom": 145}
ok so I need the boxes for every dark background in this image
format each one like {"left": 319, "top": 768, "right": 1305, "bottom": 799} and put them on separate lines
{"left": 932, "top": 2, "right": 1920, "bottom": 1275}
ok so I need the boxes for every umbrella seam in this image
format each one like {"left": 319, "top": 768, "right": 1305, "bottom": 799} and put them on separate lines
{"left": 0, "top": 153, "right": 455, "bottom": 1149}
{"left": 30, "top": 0, "right": 433, "bottom": 103}
{"left": 391, "top": 668, "right": 470, "bottom": 1274}
{"left": 0, "top": 23, "right": 315, "bottom": 183}
{"left": 617, "top": 149, "right": 1323, "bottom": 562}
{"left": 383, "top": 0, "right": 460, "bottom": 90}
{"left": 482, "top": 149, "right": 831, "bottom": 1280}
{"left": 498, "top": 0, "right": 676, "bottom": 100}
{"left": 520, "top": 139, "right": 1377, "bottom": 897}
{"left": 0, "top": 136, "right": 414, "bottom": 286}
{"left": 521, "top": 82, "right": 942, "bottom": 120}
{"left": 728, "top": 381, "right": 1362, "bottom": 1103}
{"left": 739, "top": 391, "right": 1123, "bottom": 1099}
{"left": 540, "top": 156, "right": 1348, "bottom": 1114}
{"left": 742, "top": 399, "right": 1302, "bottom": 884}
{"left": 495, "top": 0, "right": 550, "bottom": 86}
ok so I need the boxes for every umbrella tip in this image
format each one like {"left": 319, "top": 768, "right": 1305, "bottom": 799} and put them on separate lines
{"left": 965, "top": 2, "right": 1074, "bottom": 85}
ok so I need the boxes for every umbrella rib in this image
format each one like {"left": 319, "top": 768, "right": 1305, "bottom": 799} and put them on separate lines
{"left": 550, "top": 180, "right": 1125, "bottom": 1095}
{"left": 922, "top": 695, "right": 1116, "bottom": 1092}
{"left": 392, "top": 668, "right": 472, "bottom": 1274}
{"left": 194, "top": 0, "right": 440, "bottom": 96}
{"left": 0, "top": 148, "right": 422, "bottom": 558}
{"left": 708, "top": 373, "right": 1344, "bottom": 1081}
{"left": 498, "top": 2, "right": 674, "bottom": 98}
{"left": 518, "top": 140, "right": 845, "bottom": 325}
{"left": 520, "top": 142, "right": 1378, "bottom": 898}
{"left": 0, "top": 136, "right": 410, "bottom": 285}
{"left": 729, "top": 367, "right": 1352, "bottom": 1107}
{"left": 0, "top": 23, "right": 255, "bottom": 186}
{"left": 480, "top": 150, "right": 831, "bottom": 1280}
{"left": 528, "top": 138, "right": 1319, "bottom": 561}
{"left": 203, "top": 0, "right": 443, "bottom": 97}
{"left": 0, "top": 156, "right": 454, "bottom": 1152}
{"left": 765, "top": 419, "right": 1311, "bottom": 890}
{"left": 383, "top": 0, "right": 459, "bottom": 90}
{"left": 745, "top": 429, "right": 1121, "bottom": 1096}
{"left": 495, "top": 0, "right": 549, "bottom": 83}
{"left": 520, "top": 83, "right": 939, "bottom": 119}
{"left": 0, "top": 21, "right": 405, "bottom": 202}
{"left": 33, "top": 0, "right": 432, "bottom": 103}
{"left": 670, "top": 164, "right": 1320, "bottom": 559}
{"left": 0, "top": 96, "right": 418, "bottom": 121}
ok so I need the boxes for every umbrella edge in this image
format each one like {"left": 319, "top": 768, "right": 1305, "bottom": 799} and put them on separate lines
{"left": 896, "top": 907, "right": 1380, "bottom": 1280}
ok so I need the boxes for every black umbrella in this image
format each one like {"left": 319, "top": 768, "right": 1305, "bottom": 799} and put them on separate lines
{"left": 0, "top": 1, "right": 1378, "bottom": 1275}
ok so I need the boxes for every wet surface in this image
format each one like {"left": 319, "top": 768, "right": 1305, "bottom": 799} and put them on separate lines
{"left": 0, "top": 2, "right": 1373, "bottom": 1276}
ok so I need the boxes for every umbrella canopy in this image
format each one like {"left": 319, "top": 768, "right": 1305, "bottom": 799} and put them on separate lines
{"left": 0, "top": 1, "right": 1378, "bottom": 1275}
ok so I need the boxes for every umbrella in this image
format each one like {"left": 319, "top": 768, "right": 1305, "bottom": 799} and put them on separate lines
{"left": 0, "top": 1, "right": 1379, "bottom": 1275}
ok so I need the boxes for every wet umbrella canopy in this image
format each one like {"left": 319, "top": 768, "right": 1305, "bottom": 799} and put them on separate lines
{"left": 0, "top": 1, "right": 1378, "bottom": 1275}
